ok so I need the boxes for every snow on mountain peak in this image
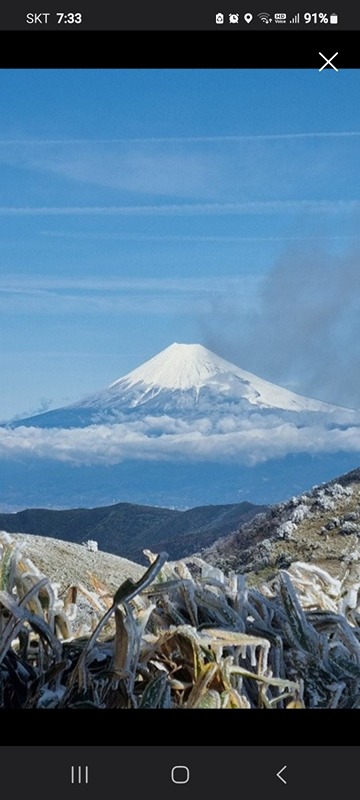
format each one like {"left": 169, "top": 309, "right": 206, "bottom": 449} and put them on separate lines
{"left": 110, "top": 342, "right": 239, "bottom": 392}
{"left": 105, "top": 341, "right": 343, "bottom": 413}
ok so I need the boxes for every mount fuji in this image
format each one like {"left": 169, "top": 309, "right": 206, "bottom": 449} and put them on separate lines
{"left": 3, "top": 343, "right": 360, "bottom": 510}
{"left": 10, "top": 342, "right": 356, "bottom": 429}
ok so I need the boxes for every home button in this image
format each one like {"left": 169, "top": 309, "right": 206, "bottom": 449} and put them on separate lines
{"left": 171, "top": 766, "right": 190, "bottom": 784}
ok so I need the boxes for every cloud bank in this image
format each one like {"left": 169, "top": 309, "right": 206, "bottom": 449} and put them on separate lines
{"left": 1, "top": 414, "right": 360, "bottom": 467}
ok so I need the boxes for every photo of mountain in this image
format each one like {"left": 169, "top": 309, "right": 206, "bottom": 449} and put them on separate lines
{"left": 1, "top": 67, "right": 360, "bottom": 709}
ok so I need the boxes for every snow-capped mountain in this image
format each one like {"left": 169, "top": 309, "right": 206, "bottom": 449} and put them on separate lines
{"left": 88, "top": 342, "right": 345, "bottom": 413}
{"left": 10, "top": 342, "right": 356, "bottom": 429}
{"left": 3, "top": 343, "right": 360, "bottom": 511}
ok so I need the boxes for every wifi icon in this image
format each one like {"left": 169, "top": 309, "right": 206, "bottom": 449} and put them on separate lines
{"left": 258, "top": 11, "right": 273, "bottom": 22}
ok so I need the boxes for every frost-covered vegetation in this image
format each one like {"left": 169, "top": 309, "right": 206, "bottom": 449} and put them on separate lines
{"left": 2, "top": 531, "right": 360, "bottom": 708}
{"left": 82, "top": 540, "right": 98, "bottom": 552}
{"left": 200, "top": 472, "right": 360, "bottom": 582}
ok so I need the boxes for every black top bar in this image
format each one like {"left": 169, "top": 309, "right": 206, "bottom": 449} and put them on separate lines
{"left": 0, "top": 31, "right": 357, "bottom": 68}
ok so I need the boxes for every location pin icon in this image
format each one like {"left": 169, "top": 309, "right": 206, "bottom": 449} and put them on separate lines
{"left": 244, "top": 12, "right": 253, "bottom": 22}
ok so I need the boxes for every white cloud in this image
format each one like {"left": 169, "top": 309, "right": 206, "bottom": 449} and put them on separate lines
{"left": 0, "top": 274, "right": 261, "bottom": 316}
{"left": 0, "top": 291, "right": 212, "bottom": 316}
{"left": 0, "top": 274, "right": 259, "bottom": 293}
{"left": 40, "top": 231, "right": 358, "bottom": 243}
{"left": 0, "top": 200, "right": 358, "bottom": 216}
{"left": 1, "top": 415, "right": 360, "bottom": 467}
{"left": 1, "top": 132, "right": 358, "bottom": 207}
{"left": 1, "top": 131, "right": 360, "bottom": 144}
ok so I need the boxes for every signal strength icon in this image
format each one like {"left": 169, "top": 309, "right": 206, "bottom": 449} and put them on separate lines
{"left": 289, "top": 13, "right": 300, "bottom": 23}
{"left": 258, "top": 11, "right": 272, "bottom": 22}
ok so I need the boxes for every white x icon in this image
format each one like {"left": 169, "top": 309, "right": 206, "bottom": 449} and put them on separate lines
{"left": 319, "top": 52, "right": 339, "bottom": 71}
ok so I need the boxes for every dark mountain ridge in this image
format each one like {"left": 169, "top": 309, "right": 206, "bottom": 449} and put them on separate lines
{"left": 0, "top": 499, "right": 266, "bottom": 563}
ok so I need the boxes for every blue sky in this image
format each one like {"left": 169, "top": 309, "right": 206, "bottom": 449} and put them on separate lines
{"left": 1, "top": 68, "right": 360, "bottom": 421}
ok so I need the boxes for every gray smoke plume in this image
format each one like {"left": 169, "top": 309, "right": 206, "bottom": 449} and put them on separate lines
{"left": 202, "top": 242, "right": 360, "bottom": 409}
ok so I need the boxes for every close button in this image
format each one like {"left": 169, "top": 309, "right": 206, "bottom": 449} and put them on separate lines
{"left": 319, "top": 52, "right": 339, "bottom": 71}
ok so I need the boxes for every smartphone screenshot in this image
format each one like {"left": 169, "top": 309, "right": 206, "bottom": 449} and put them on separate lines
{"left": 0, "top": 1, "right": 359, "bottom": 793}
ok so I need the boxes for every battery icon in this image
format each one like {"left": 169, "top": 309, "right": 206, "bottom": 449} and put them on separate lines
{"left": 330, "top": 13, "right": 338, "bottom": 23}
